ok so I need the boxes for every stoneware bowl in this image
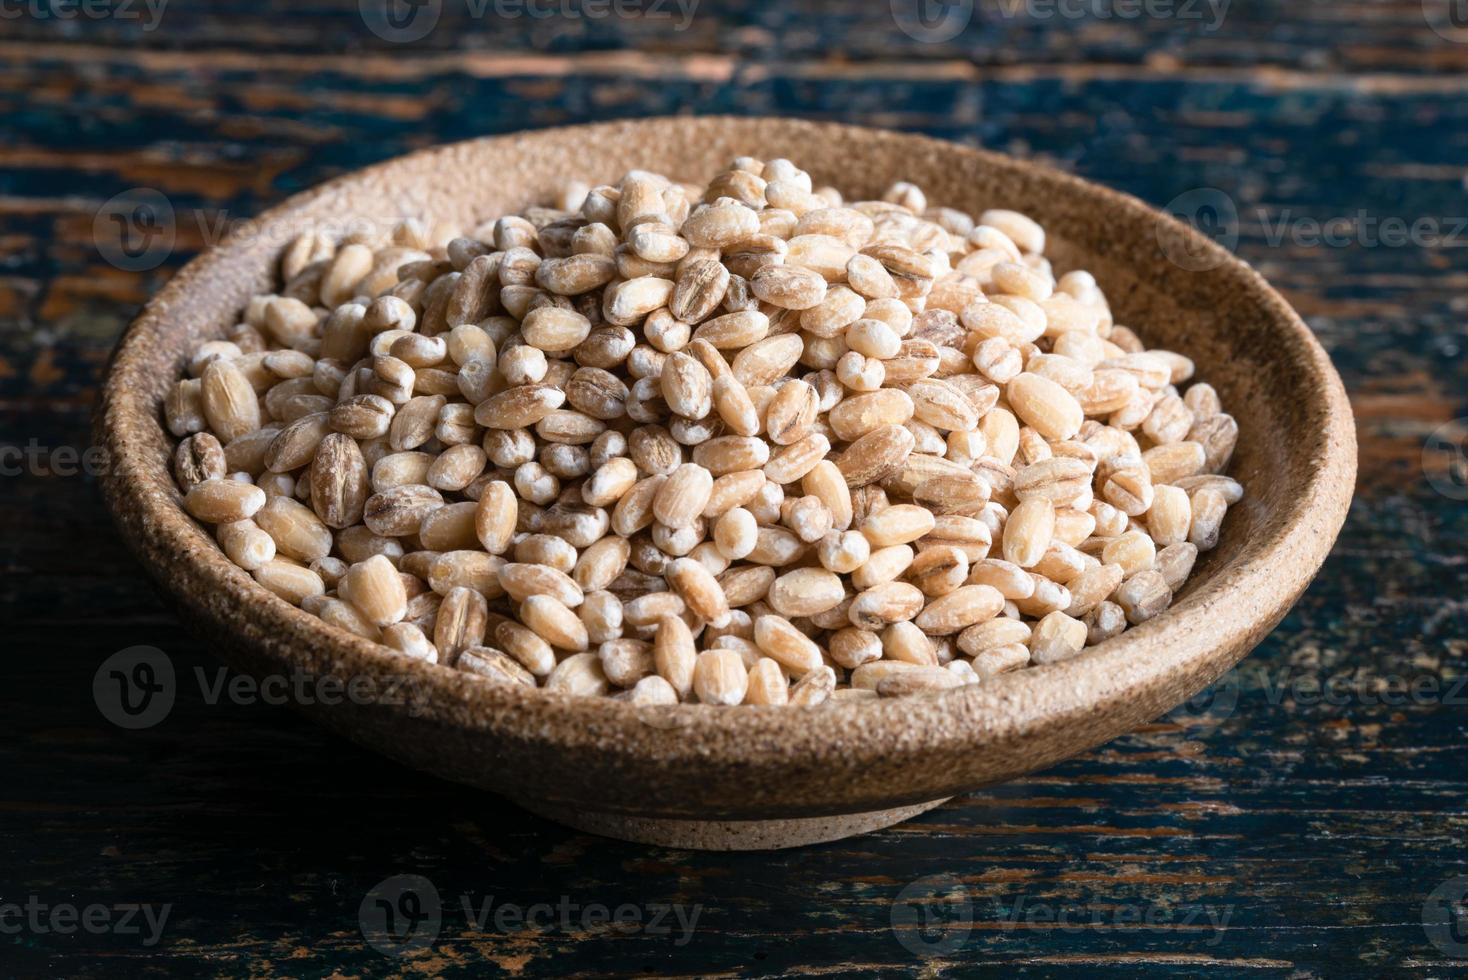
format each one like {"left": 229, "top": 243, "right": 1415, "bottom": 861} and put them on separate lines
{"left": 98, "top": 117, "right": 1356, "bottom": 850}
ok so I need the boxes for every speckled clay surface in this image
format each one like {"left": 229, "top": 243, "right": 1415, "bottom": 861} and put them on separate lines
{"left": 96, "top": 117, "right": 1356, "bottom": 847}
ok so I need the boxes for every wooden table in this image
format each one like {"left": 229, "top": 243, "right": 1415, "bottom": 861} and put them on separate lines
{"left": 4, "top": 3, "right": 1466, "bottom": 975}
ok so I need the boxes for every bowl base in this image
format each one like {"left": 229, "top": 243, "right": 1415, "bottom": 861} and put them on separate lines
{"left": 513, "top": 797, "right": 952, "bottom": 850}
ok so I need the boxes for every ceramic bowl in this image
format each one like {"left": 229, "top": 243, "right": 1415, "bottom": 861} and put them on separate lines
{"left": 97, "top": 117, "right": 1355, "bottom": 849}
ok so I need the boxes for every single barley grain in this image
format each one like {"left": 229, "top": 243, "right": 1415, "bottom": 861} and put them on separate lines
{"left": 694, "top": 649, "right": 749, "bottom": 705}
{"left": 745, "top": 657, "right": 791, "bottom": 705}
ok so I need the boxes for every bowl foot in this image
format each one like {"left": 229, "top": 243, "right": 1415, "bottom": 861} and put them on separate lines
{"left": 513, "top": 797, "right": 952, "bottom": 850}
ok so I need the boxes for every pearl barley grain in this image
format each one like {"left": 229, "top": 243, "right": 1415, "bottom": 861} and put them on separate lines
{"left": 167, "top": 157, "right": 1241, "bottom": 704}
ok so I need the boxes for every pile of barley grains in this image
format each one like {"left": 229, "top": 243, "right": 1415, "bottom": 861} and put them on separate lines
{"left": 166, "top": 155, "right": 1242, "bottom": 706}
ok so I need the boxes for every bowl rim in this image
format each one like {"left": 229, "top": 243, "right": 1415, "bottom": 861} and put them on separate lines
{"left": 98, "top": 116, "right": 1356, "bottom": 782}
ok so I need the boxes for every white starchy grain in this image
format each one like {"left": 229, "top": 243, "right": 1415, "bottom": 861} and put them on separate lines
{"left": 1155, "top": 542, "right": 1199, "bottom": 591}
{"left": 908, "top": 546, "right": 969, "bottom": 596}
{"left": 789, "top": 665, "right": 836, "bottom": 706}
{"left": 255, "top": 496, "right": 333, "bottom": 562}
{"left": 520, "top": 594, "right": 588, "bottom": 651}
{"left": 971, "top": 642, "right": 1031, "bottom": 678}
{"left": 850, "top": 544, "right": 914, "bottom": 589}
{"left": 185, "top": 478, "right": 266, "bottom": 524}
{"left": 713, "top": 507, "right": 758, "bottom": 560}
{"left": 434, "top": 586, "right": 487, "bottom": 663}
{"left": 753, "top": 614, "right": 824, "bottom": 674}
{"left": 1189, "top": 487, "right": 1228, "bottom": 551}
{"left": 882, "top": 621, "right": 937, "bottom": 665}
{"left": 493, "top": 620, "right": 557, "bottom": 678}
{"left": 860, "top": 504, "right": 935, "bottom": 547}
{"left": 1029, "top": 610, "right": 1088, "bottom": 664}
{"left": 849, "top": 581, "right": 925, "bottom": 629}
{"left": 876, "top": 666, "right": 963, "bottom": 698}
{"left": 622, "top": 674, "right": 679, "bottom": 705}
{"left": 1100, "top": 530, "right": 1156, "bottom": 577}
{"left": 1002, "top": 498, "right": 1054, "bottom": 569}
{"left": 217, "top": 519, "right": 276, "bottom": 571}
{"left": 382, "top": 622, "right": 437, "bottom": 662}
{"left": 343, "top": 554, "right": 409, "bottom": 627}
{"left": 653, "top": 615, "right": 696, "bottom": 699}
{"left": 544, "top": 652, "right": 610, "bottom": 697}
{"left": 597, "top": 638, "right": 653, "bottom": 688}
{"left": 767, "top": 567, "right": 845, "bottom": 618}
{"left": 744, "top": 657, "right": 790, "bottom": 706}
{"left": 1113, "top": 569, "right": 1173, "bottom": 625}
{"left": 693, "top": 649, "right": 749, "bottom": 706}
{"left": 913, "top": 585, "right": 1005, "bottom": 635}
{"left": 816, "top": 529, "right": 870, "bottom": 575}
{"left": 666, "top": 556, "right": 733, "bottom": 627}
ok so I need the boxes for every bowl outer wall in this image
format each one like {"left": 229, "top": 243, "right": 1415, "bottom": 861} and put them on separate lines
{"left": 97, "top": 117, "right": 1356, "bottom": 820}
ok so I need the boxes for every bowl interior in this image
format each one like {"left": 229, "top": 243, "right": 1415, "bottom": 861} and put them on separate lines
{"left": 100, "top": 117, "right": 1354, "bottom": 819}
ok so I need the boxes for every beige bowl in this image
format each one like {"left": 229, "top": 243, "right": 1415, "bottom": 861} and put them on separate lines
{"left": 97, "top": 117, "right": 1355, "bottom": 849}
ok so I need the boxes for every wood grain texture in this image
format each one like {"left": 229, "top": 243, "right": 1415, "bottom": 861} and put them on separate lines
{"left": 2, "top": 1, "right": 1466, "bottom": 976}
